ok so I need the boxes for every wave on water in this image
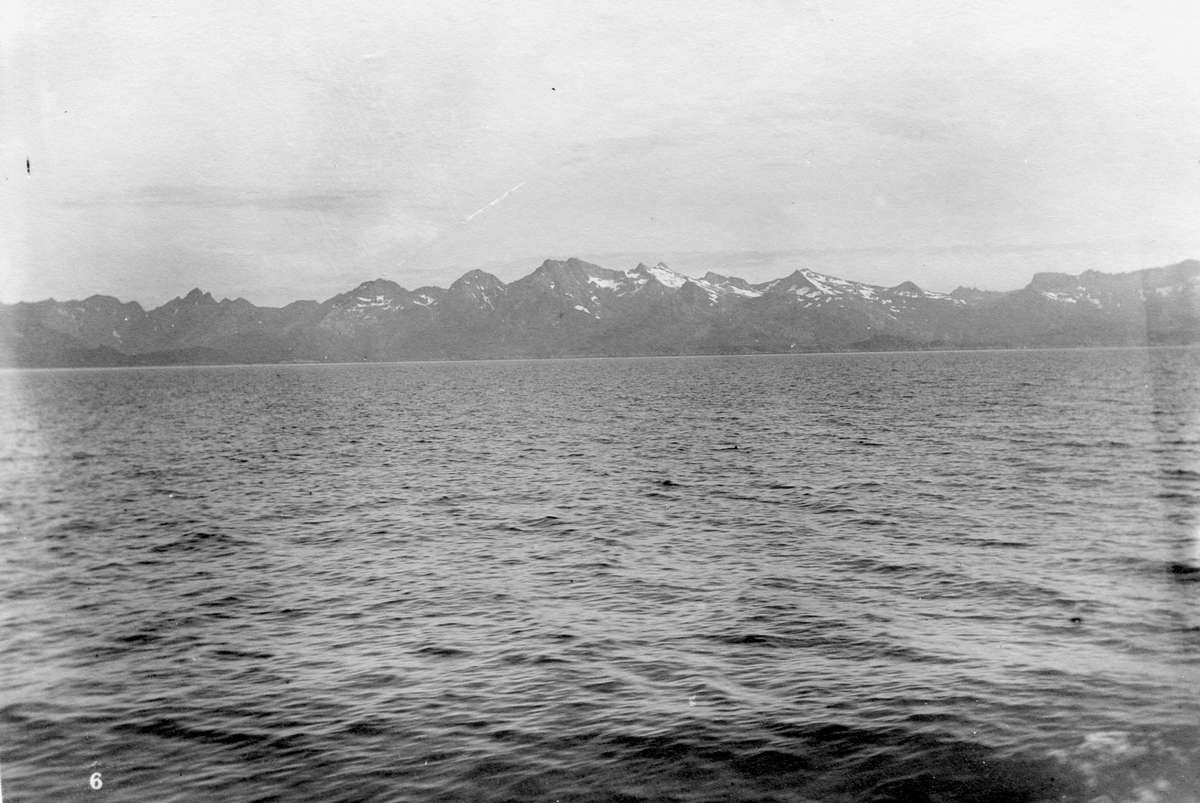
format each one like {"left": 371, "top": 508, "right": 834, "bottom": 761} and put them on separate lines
{"left": 5, "top": 699, "right": 1196, "bottom": 802}
{"left": 2, "top": 351, "right": 1200, "bottom": 801}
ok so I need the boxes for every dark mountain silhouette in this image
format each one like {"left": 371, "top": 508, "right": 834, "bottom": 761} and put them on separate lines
{"left": 2, "top": 258, "right": 1197, "bottom": 367}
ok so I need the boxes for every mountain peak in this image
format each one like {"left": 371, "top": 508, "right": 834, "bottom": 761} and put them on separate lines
{"left": 761, "top": 269, "right": 819, "bottom": 292}
{"left": 535, "top": 257, "right": 607, "bottom": 273}
{"left": 630, "top": 262, "right": 689, "bottom": 289}
{"left": 7, "top": 254, "right": 1200, "bottom": 366}
{"left": 182, "top": 288, "right": 216, "bottom": 304}
{"left": 1028, "top": 272, "right": 1078, "bottom": 292}
{"left": 452, "top": 269, "right": 505, "bottom": 289}
{"left": 354, "top": 278, "right": 406, "bottom": 294}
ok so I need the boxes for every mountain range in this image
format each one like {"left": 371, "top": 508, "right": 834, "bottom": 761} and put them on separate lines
{"left": 3, "top": 258, "right": 1198, "bottom": 367}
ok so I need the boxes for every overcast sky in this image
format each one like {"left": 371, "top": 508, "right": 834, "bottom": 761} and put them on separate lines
{"left": 3, "top": 0, "right": 1198, "bottom": 306}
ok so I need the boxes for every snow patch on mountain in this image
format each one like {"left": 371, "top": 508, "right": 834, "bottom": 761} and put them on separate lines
{"left": 356, "top": 294, "right": 398, "bottom": 309}
{"left": 1040, "top": 291, "right": 1079, "bottom": 304}
{"left": 643, "top": 263, "right": 687, "bottom": 289}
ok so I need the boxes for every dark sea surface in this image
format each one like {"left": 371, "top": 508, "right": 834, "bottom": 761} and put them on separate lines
{"left": 2, "top": 349, "right": 1199, "bottom": 803}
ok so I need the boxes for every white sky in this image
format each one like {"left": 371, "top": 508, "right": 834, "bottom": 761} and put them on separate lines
{"left": 2, "top": 0, "right": 1198, "bottom": 306}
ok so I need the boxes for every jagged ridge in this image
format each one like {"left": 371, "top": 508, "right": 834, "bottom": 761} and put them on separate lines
{"left": 2, "top": 258, "right": 1197, "bottom": 366}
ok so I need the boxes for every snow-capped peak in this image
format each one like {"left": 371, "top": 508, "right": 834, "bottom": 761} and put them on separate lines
{"left": 633, "top": 262, "right": 688, "bottom": 289}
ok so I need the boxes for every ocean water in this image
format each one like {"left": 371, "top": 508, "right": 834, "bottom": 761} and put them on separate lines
{"left": 1, "top": 349, "right": 1199, "bottom": 803}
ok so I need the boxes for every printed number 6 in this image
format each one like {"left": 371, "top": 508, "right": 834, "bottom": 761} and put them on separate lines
{"left": 89, "top": 772, "right": 103, "bottom": 790}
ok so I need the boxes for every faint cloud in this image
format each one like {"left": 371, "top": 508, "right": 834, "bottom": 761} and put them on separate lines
{"left": 62, "top": 184, "right": 392, "bottom": 211}
{"left": 356, "top": 211, "right": 443, "bottom": 258}
{"left": 249, "top": 190, "right": 390, "bottom": 211}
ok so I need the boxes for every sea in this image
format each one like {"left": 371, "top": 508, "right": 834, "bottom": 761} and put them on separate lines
{"left": 1, "top": 348, "right": 1198, "bottom": 803}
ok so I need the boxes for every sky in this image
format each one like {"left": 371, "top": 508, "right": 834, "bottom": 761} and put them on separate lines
{"left": 2, "top": 0, "right": 1198, "bottom": 307}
